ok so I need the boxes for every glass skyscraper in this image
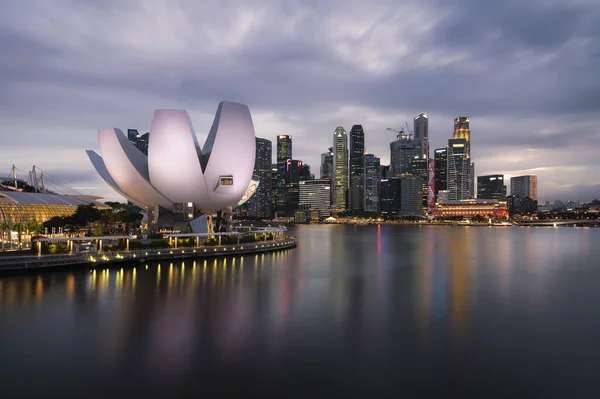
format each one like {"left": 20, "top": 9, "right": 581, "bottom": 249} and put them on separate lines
{"left": 333, "top": 127, "right": 348, "bottom": 208}
{"left": 477, "top": 174, "right": 507, "bottom": 201}
{"left": 364, "top": 154, "right": 380, "bottom": 212}
{"left": 434, "top": 148, "right": 447, "bottom": 202}
{"left": 349, "top": 125, "right": 365, "bottom": 211}
{"left": 447, "top": 138, "right": 470, "bottom": 200}
{"left": 414, "top": 113, "right": 429, "bottom": 160}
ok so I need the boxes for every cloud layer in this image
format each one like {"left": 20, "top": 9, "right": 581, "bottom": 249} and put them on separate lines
{"left": 1, "top": 0, "right": 599, "bottom": 202}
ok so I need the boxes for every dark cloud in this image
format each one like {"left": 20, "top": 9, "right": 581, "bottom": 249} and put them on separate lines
{"left": 0, "top": 0, "right": 599, "bottom": 201}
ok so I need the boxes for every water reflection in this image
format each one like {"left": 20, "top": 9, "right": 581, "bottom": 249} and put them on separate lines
{"left": 1, "top": 227, "right": 600, "bottom": 396}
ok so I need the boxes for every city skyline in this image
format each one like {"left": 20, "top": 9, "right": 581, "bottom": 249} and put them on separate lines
{"left": 1, "top": 0, "right": 599, "bottom": 203}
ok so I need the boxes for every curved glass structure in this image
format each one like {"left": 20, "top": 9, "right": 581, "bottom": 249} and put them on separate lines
{"left": 0, "top": 192, "right": 109, "bottom": 225}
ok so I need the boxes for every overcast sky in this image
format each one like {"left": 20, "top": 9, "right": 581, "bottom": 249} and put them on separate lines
{"left": 1, "top": 0, "right": 599, "bottom": 203}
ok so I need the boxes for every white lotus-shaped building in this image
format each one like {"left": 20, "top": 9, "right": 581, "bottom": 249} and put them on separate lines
{"left": 86, "top": 101, "right": 256, "bottom": 226}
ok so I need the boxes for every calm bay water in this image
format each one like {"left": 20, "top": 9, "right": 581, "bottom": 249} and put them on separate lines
{"left": 1, "top": 225, "right": 600, "bottom": 397}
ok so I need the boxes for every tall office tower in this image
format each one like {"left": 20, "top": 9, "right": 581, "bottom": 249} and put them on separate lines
{"left": 453, "top": 117, "right": 471, "bottom": 157}
{"left": 349, "top": 125, "right": 365, "bottom": 211}
{"left": 454, "top": 117, "right": 472, "bottom": 197}
{"left": 390, "top": 133, "right": 418, "bottom": 177}
{"left": 276, "top": 135, "right": 292, "bottom": 213}
{"left": 477, "top": 174, "right": 507, "bottom": 200}
{"left": 447, "top": 138, "right": 470, "bottom": 200}
{"left": 364, "top": 154, "right": 381, "bottom": 212}
{"left": 434, "top": 148, "right": 448, "bottom": 201}
{"left": 299, "top": 179, "right": 331, "bottom": 217}
{"left": 320, "top": 148, "right": 334, "bottom": 179}
{"left": 410, "top": 155, "right": 429, "bottom": 210}
{"left": 510, "top": 175, "right": 538, "bottom": 201}
{"left": 414, "top": 113, "right": 429, "bottom": 160}
{"left": 469, "top": 162, "right": 475, "bottom": 198}
{"left": 286, "top": 159, "right": 303, "bottom": 214}
{"left": 333, "top": 127, "right": 348, "bottom": 208}
{"left": 245, "top": 138, "right": 272, "bottom": 219}
{"left": 400, "top": 175, "right": 424, "bottom": 216}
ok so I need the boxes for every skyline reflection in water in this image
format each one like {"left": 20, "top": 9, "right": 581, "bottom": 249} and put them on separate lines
{"left": 1, "top": 225, "right": 600, "bottom": 397}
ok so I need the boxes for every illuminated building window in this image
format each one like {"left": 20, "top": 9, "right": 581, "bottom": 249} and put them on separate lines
{"left": 220, "top": 177, "right": 233, "bottom": 186}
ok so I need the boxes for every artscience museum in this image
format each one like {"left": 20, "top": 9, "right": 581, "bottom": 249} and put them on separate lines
{"left": 87, "top": 101, "right": 258, "bottom": 232}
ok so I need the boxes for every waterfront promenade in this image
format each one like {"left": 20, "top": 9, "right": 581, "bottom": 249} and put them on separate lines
{"left": 0, "top": 230, "right": 296, "bottom": 273}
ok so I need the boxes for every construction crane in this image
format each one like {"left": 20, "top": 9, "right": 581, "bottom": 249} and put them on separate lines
{"left": 386, "top": 126, "right": 412, "bottom": 140}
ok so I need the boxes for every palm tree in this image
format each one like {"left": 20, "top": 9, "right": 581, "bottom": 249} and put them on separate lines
{"left": 0, "top": 221, "right": 8, "bottom": 251}
{"left": 12, "top": 222, "right": 26, "bottom": 250}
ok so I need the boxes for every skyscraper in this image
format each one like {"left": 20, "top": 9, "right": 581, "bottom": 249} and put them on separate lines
{"left": 477, "top": 174, "right": 506, "bottom": 200}
{"left": 286, "top": 159, "right": 303, "bottom": 214}
{"left": 276, "top": 135, "right": 292, "bottom": 213}
{"left": 390, "top": 134, "right": 417, "bottom": 177}
{"left": 469, "top": 162, "right": 475, "bottom": 198}
{"left": 246, "top": 137, "right": 272, "bottom": 218}
{"left": 349, "top": 125, "right": 365, "bottom": 211}
{"left": 453, "top": 117, "right": 471, "bottom": 157}
{"left": 320, "top": 149, "right": 334, "bottom": 179}
{"left": 410, "top": 155, "right": 429, "bottom": 210}
{"left": 434, "top": 148, "right": 448, "bottom": 202}
{"left": 453, "top": 117, "right": 472, "bottom": 198}
{"left": 364, "top": 154, "right": 380, "bottom": 213}
{"left": 447, "top": 138, "right": 470, "bottom": 200}
{"left": 414, "top": 113, "right": 429, "bottom": 160}
{"left": 511, "top": 175, "right": 538, "bottom": 200}
{"left": 333, "top": 127, "right": 348, "bottom": 208}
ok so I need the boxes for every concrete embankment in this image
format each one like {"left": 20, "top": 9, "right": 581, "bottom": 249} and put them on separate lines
{"left": 0, "top": 237, "right": 297, "bottom": 274}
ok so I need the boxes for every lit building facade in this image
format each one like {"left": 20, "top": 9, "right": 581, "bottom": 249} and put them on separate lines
{"left": 477, "top": 174, "right": 506, "bottom": 201}
{"left": 299, "top": 179, "right": 331, "bottom": 217}
{"left": 364, "top": 154, "right": 380, "bottom": 212}
{"left": 414, "top": 113, "right": 429, "bottom": 160}
{"left": 333, "top": 127, "right": 348, "bottom": 208}
{"left": 453, "top": 117, "right": 473, "bottom": 198}
{"left": 433, "top": 199, "right": 509, "bottom": 219}
{"left": 349, "top": 125, "right": 365, "bottom": 211}
{"left": 510, "top": 175, "right": 538, "bottom": 201}
{"left": 447, "top": 138, "right": 469, "bottom": 200}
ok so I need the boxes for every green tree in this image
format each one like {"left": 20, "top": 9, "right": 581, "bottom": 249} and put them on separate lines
{"left": 12, "top": 222, "right": 26, "bottom": 250}
{"left": 27, "top": 219, "right": 43, "bottom": 235}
